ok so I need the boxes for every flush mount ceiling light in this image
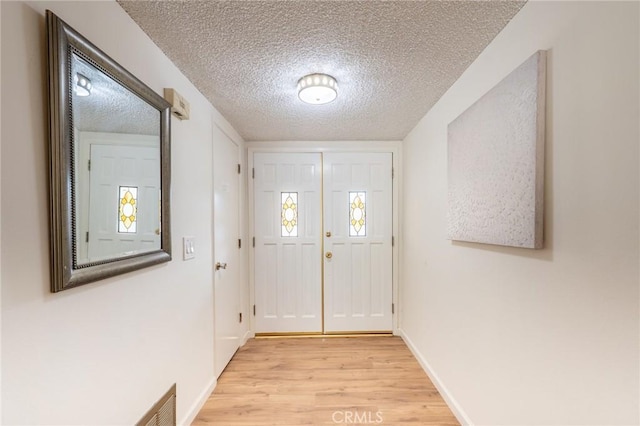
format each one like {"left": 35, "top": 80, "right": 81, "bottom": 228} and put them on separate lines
{"left": 74, "top": 72, "right": 92, "bottom": 96}
{"left": 297, "top": 73, "right": 338, "bottom": 105}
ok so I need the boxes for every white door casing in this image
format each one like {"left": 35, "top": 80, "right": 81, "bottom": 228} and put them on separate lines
{"left": 213, "top": 125, "right": 241, "bottom": 377}
{"left": 323, "top": 152, "right": 393, "bottom": 332}
{"left": 253, "top": 153, "right": 323, "bottom": 333}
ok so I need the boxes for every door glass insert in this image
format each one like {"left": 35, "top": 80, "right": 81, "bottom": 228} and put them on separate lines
{"left": 118, "top": 186, "right": 138, "bottom": 233}
{"left": 281, "top": 192, "right": 298, "bottom": 237}
{"left": 349, "top": 191, "right": 366, "bottom": 236}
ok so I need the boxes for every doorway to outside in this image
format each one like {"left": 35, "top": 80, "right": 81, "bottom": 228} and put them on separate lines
{"left": 253, "top": 151, "right": 394, "bottom": 334}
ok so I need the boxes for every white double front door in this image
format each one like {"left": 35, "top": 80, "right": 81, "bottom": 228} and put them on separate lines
{"left": 254, "top": 152, "right": 393, "bottom": 334}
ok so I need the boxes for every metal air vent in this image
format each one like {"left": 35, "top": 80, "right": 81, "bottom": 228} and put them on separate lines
{"left": 136, "top": 384, "right": 176, "bottom": 426}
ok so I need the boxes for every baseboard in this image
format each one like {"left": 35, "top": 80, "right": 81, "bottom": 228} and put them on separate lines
{"left": 398, "top": 328, "right": 473, "bottom": 426}
{"left": 180, "top": 377, "right": 216, "bottom": 426}
{"left": 241, "top": 329, "right": 254, "bottom": 346}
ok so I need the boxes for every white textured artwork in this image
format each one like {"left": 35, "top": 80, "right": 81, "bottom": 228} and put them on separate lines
{"left": 447, "top": 51, "right": 546, "bottom": 249}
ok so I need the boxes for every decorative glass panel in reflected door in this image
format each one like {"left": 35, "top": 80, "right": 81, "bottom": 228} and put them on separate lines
{"left": 118, "top": 186, "right": 138, "bottom": 233}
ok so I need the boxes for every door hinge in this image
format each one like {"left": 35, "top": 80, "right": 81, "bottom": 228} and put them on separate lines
{"left": 392, "top": 303, "right": 395, "bottom": 314}
{"left": 252, "top": 168, "right": 255, "bottom": 179}
{"left": 253, "top": 305, "right": 256, "bottom": 316}
{"left": 86, "top": 231, "right": 89, "bottom": 243}
{"left": 392, "top": 236, "right": 395, "bottom": 247}
{"left": 237, "top": 163, "right": 241, "bottom": 174}
{"left": 239, "top": 312, "right": 243, "bottom": 323}
{"left": 88, "top": 159, "right": 91, "bottom": 171}
{"left": 252, "top": 237, "right": 255, "bottom": 248}
{"left": 391, "top": 167, "right": 394, "bottom": 179}
{"left": 238, "top": 238, "right": 242, "bottom": 249}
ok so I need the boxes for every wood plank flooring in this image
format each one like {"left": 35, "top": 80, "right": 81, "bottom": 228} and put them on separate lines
{"left": 192, "top": 336, "right": 459, "bottom": 425}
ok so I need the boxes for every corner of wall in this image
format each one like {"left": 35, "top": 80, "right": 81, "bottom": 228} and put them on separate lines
{"left": 397, "top": 329, "right": 472, "bottom": 425}
{"left": 180, "top": 377, "right": 216, "bottom": 426}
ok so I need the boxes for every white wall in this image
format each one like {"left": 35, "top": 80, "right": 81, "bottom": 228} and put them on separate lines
{"left": 1, "top": 1, "right": 243, "bottom": 424}
{"left": 400, "top": 1, "right": 639, "bottom": 425}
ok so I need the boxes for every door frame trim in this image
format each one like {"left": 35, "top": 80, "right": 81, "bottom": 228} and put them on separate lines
{"left": 247, "top": 141, "right": 402, "bottom": 335}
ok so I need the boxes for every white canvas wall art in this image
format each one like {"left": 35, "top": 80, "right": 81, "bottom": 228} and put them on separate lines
{"left": 447, "top": 50, "right": 546, "bottom": 249}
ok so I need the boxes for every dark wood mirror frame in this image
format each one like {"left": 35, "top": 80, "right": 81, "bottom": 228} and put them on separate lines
{"left": 47, "top": 10, "right": 171, "bottom": 292}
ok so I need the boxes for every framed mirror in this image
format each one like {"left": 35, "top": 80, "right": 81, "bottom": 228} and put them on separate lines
{"left": 47, "top": 10, "right": 171, "bottom": 292}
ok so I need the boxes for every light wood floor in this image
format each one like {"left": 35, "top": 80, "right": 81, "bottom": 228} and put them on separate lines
{"left": 192, "top": 336, "right": 459, "bottom": 425}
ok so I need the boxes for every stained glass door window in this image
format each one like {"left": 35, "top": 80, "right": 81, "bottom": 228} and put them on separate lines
{"left": 118, "top": 186, "right": 138, "bottom": 233}
{"left": 349, "top": 191, "right": 366, "bottom": 236}
{"left": 281, "top": 192, "right": 298, "bottom": 237}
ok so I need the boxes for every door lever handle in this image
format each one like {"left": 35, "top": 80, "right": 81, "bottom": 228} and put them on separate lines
{"left": 215, "top": 262, "right": 227, "bottom": 270}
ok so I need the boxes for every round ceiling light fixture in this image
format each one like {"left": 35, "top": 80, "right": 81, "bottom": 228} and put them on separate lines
{"left": 297, "top": 73, "right": 338, "bottom": 105}
{"left": 74, "top": 72, "right": 92, "bottom": 97}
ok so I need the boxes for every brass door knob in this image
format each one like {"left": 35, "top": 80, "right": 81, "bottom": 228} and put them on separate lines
{"left": 325, "top": 252, "right": 332, "bottom": 259}
{"left": 325, "top": 231, "right": 332, "bottom": 237}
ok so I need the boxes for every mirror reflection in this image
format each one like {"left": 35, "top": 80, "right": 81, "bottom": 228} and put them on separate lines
{"left": 71, "top": 53, "right": 162, "bottom": 265}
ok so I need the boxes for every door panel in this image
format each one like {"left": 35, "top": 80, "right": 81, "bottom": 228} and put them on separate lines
{"left": 213, "top": 126, "right": 241, "bottom": 377}
{"left": 88, "top": 144, "right": 160, "bottom": 262}
{"left": 254, "top": 153, "right": 322, "bottom": 333}
{"left": 323, "top": 152, "right": 393, "bottom": 332}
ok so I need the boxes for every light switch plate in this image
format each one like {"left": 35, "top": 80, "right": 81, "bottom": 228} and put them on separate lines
{"left": 183, "top": 236, "right": 195, "bottom": 260}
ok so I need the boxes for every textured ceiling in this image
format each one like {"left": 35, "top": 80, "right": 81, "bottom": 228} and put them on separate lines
{"left": 118, "top": 1, "right": 525, "bottom": 141}
{"left": 73, "top": 53, "right": 159, "bottom": 135}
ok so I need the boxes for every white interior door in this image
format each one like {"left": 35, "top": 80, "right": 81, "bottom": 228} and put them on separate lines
{"left": 323, "top": 153, "right": 393, "bottom": 332}
{"left": 253, "top": 153, "right": 322, "bottom": 333}
{"left": 213, "top": 126, "right": 241, "bottom": 377}
{"left": 88, "top": 144, "right": 160, "bottom": 262}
